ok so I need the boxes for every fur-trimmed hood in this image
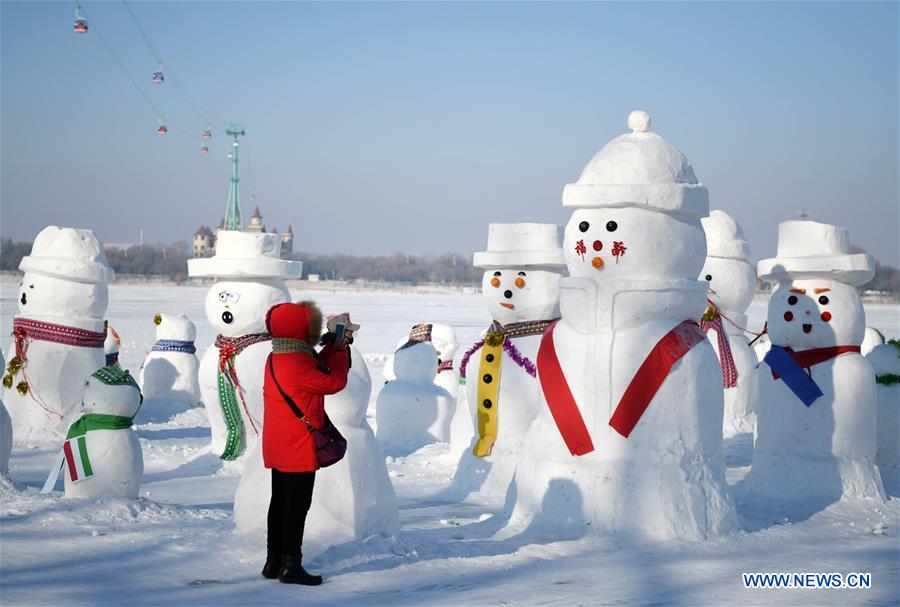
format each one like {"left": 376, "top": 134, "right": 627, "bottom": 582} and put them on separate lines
{"left": 265, "top": 301, "right": 323, "bottom": 347}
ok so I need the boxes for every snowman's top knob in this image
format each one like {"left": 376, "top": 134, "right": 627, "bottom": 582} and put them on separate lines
{"left": 627, "top": 110, "right": 651, "bottom": 133}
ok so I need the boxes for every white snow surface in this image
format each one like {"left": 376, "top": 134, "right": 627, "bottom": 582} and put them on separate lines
{"left": 1, "top": 283, "right": 898, "bottom": 606}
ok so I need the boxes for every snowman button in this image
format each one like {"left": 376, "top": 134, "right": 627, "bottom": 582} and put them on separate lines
{"left": 485, "top": 353, "right": 494, "bottom": 363}
{"left": 482, "top": 399, "right": 493, "bottom": 409}
{"left": 483, "top": 373, "right": 493, "bottom": 384}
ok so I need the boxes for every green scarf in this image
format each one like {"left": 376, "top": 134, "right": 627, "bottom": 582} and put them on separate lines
{"left": 66, "top": 413, "right": 134, "bottom": 439}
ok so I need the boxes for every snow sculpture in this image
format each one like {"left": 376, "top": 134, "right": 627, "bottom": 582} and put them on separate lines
{"left": 747, "top": 220, "right": 885, "bottom": 503}
{"left": 188, "top": 231, "right": 301, "bottom": 462}
{"left": 507, "top": 111, "right": 737, "bottom": 539}
{"left": 448, "top": 223, "right": 565, "bottom": 503}
{"left": 699, "top": 210, "right": 759, "bottom": 435}
{"left": 138, "top": 313, "right": 201, "bottom": 417}
{"left": 3, "top": 226, "right": 113, "bottom": 444}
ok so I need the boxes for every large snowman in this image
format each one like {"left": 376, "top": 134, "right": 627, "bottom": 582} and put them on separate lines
{"left": 3, "top": 226, "right": 113, "bottom": 444}
{"left": 698, "top": 210, "right": 759, "bottom": 436}
{"left": 138, "top": 312, "right": 201, "bottom": 422}
{"left": 746, "top": 220, "right": 885, "bottom": 503}
{"left": 61, "top": 364, "right": 144, "bottom": 499}
{"left": 235, "top": 346, "right": 400, "bottom": 542}
{"left": 506, "top": 111, "right": 737, "bottom": 540}
{"left": 448, "top": 223, "right": 565, "bottom": 503}
{"left": 187, "top": 231, "right": 301, "bottom": 462}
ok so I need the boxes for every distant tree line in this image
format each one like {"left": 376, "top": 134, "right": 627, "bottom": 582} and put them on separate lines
{"left": 1, "top": 238, "right": 897, "bottom": 291}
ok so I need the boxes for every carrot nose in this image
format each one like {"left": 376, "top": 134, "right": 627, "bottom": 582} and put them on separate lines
{"left": 592, "top": 256, "right": 605, "bottom": 269}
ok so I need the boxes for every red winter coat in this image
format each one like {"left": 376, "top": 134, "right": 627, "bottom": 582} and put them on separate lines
{"left": 262, "top": 302, "right": 350, "bottom": 472}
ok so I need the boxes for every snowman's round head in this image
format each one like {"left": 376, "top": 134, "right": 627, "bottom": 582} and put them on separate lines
{"left": 81, "top": 365, "right": 142, "bottom": 418}
{"left": 699, "top": 257, "right": 756, "bottom": 314}
{"left": 767, "top": 279, "right": 864, "bottom": 349}
{"left": 17, "top": 272, "right": 109, "bottom": 319}
{"left": 204, "top": 278, "right": 290, "bottom": 337}
{"left": 393, "top": 342, "right": 438, "bottom": 383}
{"left": 481, "top": 269, "right": 561, "bottom": 325}
{"left": 153, "top": 313, "right": 197, "bottom": 342}
{"left": 430, "top": 323, "right": 459, "bottom": 361}
{"left": 563, "top": 207, "right": 705, "bottom": 282}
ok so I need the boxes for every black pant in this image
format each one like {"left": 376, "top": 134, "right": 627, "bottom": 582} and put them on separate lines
{"left": 267, "top": 468, "right": 316, "bottom": 559}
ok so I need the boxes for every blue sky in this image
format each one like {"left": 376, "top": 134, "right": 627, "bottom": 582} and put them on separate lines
{"left": 2, "top": 1, "right": 897, "bottom": 264}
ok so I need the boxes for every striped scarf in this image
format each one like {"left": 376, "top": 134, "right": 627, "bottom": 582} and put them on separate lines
{"left": 215, "top": 332, "right": 270, "bottom": 460}
{"left": 151, "top": 339, "right": 197, "bottom": 354}
{"left": 437, "top": 359, "right": 454, "bottom": 373}
{"left": 271, "top": 338, "right": 319, "bottom": 357}
{"left": 700, "top": 303, "right": 738, "bottom": 389}
{"left": 4, "top": 317, "right": 106, "bottom": 419}
{"left": 459, "top": 318, "right": 556, "bottom": 382}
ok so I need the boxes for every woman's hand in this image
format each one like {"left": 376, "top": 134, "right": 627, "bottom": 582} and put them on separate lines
{"left": 326, "top": 313, "right": 360, "bottom": 346}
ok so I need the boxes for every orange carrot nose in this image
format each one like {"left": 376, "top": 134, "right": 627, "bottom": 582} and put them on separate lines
{"left": 591, "top": 256, "right": 605, "bottom": 269}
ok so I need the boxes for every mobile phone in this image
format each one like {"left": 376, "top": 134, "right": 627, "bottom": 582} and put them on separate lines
{"left": 334, "top": 323, "right": 346, "bottom": 344}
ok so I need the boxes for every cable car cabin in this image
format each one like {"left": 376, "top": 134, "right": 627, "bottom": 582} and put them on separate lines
{"left": 202, "top": 130, "right": 212, "bottom": 140}
{"left": 157, "top": 124, "right": 168, "bottom": 135}
{"left": 74, "top": 19, "right": 88, "bottom": 33}
{"left": 200, "top": 145, "right": 209, "bottom": 155}
{"left": 152, "top": 71, "right": 165, "bottom": 84}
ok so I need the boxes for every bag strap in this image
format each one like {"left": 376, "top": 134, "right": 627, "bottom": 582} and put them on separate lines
{"left": 267, "top": 356, "right": 316, "bottom": 432}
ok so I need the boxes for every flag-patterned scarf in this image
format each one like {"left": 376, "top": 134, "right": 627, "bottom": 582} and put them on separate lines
{"left": 214, "top": 332, "right": 270, "bottom": 460}
{"left": 700, "top": 303, "right": 738, "bottom": 389}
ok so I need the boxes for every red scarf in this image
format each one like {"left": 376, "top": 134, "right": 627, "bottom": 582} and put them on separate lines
{"left": 538, "top": 320, "right": 706, "bottom": 456}
{"left": 769, "top": 346, "right": 860, "bottom": 379}
{"left": 700, "top": 308, "right": 738, "bottom": 389}
{"left": 214, "top": 333, "right": 271, "bottom": 436}
{"left": 13, "top": 317, "right": 105, "bottom": 361}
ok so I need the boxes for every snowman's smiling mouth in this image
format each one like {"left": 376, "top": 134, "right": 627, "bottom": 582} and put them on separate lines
{"left": 499, "top": 302, "right": 515, "bottom": 310}
{"left": 802, "top": 323, "right": 813, "bottom": 334}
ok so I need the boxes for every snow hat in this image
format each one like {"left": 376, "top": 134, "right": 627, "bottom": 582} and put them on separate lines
{"left": 398, "top": 323, "right": 433, "bottom": 350}
{"left": 19, "top": 226, "right": 114, "bottom": 284}
{"left": 757, "top": 220, "right": 874, "bottom": 287}
{"left": 473, "top": 223, "right": 566, "bottom": 269}
{"left": 187, "top": 231, "right": 301, "bottom": 278}
{"left": 702, "top": 210, "right": 751, "bottom": 260}
{"left": 562, "top": 110, "right": 709, "bottom": 217}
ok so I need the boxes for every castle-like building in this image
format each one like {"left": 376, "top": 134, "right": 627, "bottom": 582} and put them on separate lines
{"left": 193, "top": 207, "right": 293, "bottom": 257}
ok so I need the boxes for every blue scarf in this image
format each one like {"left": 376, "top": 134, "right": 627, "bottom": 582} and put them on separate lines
{"left": 763, "top": 345, "right": 824, "bottom": 406}
{"left": 151, "top": 339, "right": 196, "bottom": 354}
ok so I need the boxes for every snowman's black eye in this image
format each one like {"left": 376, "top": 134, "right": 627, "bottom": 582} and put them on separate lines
{"left": 606, "top": 221, "right": 618, "bottom": 232}
{"left": 787, "top": 295, "right": 798, "bottom": 305}
{"left": 493, "top": 271, "right": 501, "bottom": 277}
{"left": 29, "top": 285, "right": 34, "bottom": 289}
{"left": 578, "top": 221, "right": 590, "bottom": 233}
{"left": 818, "top": 295, "right": 829, "bottom": 305}
{"left": 704, "top": 274, "right": 712, "bottom": 282}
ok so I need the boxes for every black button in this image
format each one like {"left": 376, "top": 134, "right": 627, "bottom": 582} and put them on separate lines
{"left": 606, "top": 220, "right": 618, "bottom": 232}
{"left": 578, "top": 221, "right": 589, "bottom": 232}
{"left": 482, "top": 399, "right": 492, "bottom": 409}
{"left": 483, "top": 374, "right": 493, "bottom": 383}
{"left": 485, "top": 354, "right": 494, "bottom": 362}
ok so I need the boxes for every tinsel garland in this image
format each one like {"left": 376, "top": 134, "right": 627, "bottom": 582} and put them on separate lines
{"left": 459, "top": 337, "right": 536, "bottom": 384}
{"left": 876, "top": 374, "right": 900, "bottom": 386}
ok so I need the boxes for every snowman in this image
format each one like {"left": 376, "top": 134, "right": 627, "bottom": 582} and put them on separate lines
{"left": 187, "top": 231, "right": 301, "bottom": 462}
{"left": 384, "top": 323, "right": 460, "bottom": 398}
{"left": 138, "top": 313, "right": 201, "bottom": 420}
{"left": 375, "top": 342, "right": 454, "bottom": 455}
{"left": 235, "top": 347, "right": 400, "bottom": 541}
{"left": 861, "top": 327, "right": 886, "bottom": 356}
{"left": 2, "top": 226, "right": 113, "bottom": 444}
{"left": 698, "top": 210, "right": 759, "bottom": 436}
{"left": 59, "top": 364, "right": 143, "bottom": 499}
{"left": 0, "top": 351, "right": 12, "bottom": 476}
{"left": 868, "top": 341, "right": 899, "bottom": 489}
{"left": 448, "top": 223, "right": 565, "bottom": 503}
{"left": 506, "top": 111, "right": 737, "bottom": 540}
{"left": 746, "top": 220, "right": 885, "bottom": 503}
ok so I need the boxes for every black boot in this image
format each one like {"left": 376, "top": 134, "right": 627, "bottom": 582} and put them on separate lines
{"left": 261, "top": 552, "right": 282, "bottom": 579}
{"left": 278, "top": 554, "right": 323, "bottom": 585}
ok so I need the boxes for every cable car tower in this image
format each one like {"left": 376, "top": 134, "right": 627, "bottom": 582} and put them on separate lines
{"left": 223, "top": 123, "right": 246, "bottom": 231}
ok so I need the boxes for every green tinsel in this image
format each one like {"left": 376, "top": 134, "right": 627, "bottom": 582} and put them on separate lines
{"left": 876, "top": 373, "right": 900, "bottom": 386}
{"left": 217, "top": 369, "right": 245, "bottom": 461}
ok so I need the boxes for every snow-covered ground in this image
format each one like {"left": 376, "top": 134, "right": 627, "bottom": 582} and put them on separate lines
{"left": 1, "top": 283, "right": 898, "bottom": 606}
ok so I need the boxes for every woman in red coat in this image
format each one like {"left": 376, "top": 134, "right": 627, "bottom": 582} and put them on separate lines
{"left": 261, "top": 301, "right": 352, "bottom": 585}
